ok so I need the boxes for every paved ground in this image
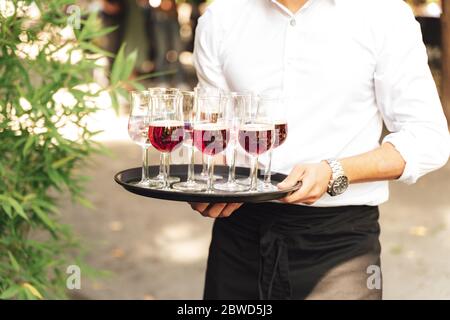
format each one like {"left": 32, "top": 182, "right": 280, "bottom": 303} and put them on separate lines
{"left": 62, "top": 137, "right": 450, "bottom": 300}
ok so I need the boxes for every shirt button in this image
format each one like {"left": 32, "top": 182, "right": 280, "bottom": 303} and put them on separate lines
{"left": 290, "top": 19, "right": 296, "bottom": 27}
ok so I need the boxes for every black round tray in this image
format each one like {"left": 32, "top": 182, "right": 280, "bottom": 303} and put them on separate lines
{"left": 114, "top": 165, "right": 300, "bottom": 203}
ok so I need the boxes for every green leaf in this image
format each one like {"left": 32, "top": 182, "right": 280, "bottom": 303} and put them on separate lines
{"left": 8, "top": 251, "right": 20, "bottom": 272}
{"left": 34, "top": 199, "right": 59, "bottom": 214}
{"left": 0, "top": 285, "right": 20, "bottom": 300}
{"left": 22, "top": 287, "right": 38, "bottom": 300}
{"left": 21, "top": 283, "right": 43, "bottom": 300}
{"left": 110, "top": 91, "right": 120, "bottom": 113}
{"left": 0, "top": 197, "right": 13, "bottom": 218}
{"left": 7, "top": 197, "right": 28, "bottom": 221}
{"left": 85, "top": 25, "right": 118, "bottom": 40}
{"left": 128, "top": 81, "right": 146, "bottom": 91}
{"left": 2, "top": 204, "right": 13, "bottom": 218}
{"left": 78, "top": 10, "right": 99, "bottom": 41}
{"left": 116, "top": 87, "right": 129, "bottom": 100}
{"left": 23, "top": 135, "right": 35, "bottom": 156}
{"left": 32, "top": 205, "right": 56, "bottom": 231}
{"left": 79, "top": 42, "right": 115, "bottom": 58}
{"left": 47, "top": 169, "right": 64, "bottom": 189}
{"left": 121, "top": 49, "right": 137, "bottom": 81}
{"left": 133, "top": 69, "right": 177, "bottom": 81}
{"left": 22, "top": 194, "right": 37, "bottom": 203}
{"left": 74, "top": 195, "right": 94, "bottom": 209}
{"left": 51, "top": 155, "right": 77, "bottom": 169}
{"left": 110, "top": 44, "right": 126, "bottom": 85}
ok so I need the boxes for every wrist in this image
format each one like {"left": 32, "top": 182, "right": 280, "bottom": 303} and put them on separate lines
{"left": 320, "top": 160, "right": 333, "bottom": 182}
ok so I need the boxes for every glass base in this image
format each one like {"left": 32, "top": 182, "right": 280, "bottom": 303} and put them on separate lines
{"left": 149, "top": 174, "right": 180, "bottom": 184}
{"left": 237, "top": 178, "right": 279, "bottom": 192}
{"left": 194, "top": 173, "right": 223, "bottom": 182}
{"left": 236, "top": 177, "right": 256, "bottom": 186}
{"left": 172, "top": 181, "right": 207, "bottom": 192}
{"left": 132, "top": 179, "right": 164, "bottom": 189}
{"left": 257, "top": 183, "right": 279, "bottom": 192}
{"left": 214, "top": 181, "right": 250, "bottom": 192}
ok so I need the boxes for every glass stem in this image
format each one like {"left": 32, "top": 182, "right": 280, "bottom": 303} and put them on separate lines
{"left": 187, "top": 144, "right": 195, "bottom": 184}
{"left": 141, "top": 146, "right": 149, "bottom": 183}
{"left": 228, "top": 147, "right": 237, "bottom": 183}
{"left": 201, "top": 154, "right": 207, "bottom": 176}
{"left": 250, "top": 155, "right": 259, "bottom": 192}
{"left": 167, "top": 152, "right": 171, "bottom": 180}
{"left": 158, "top": 153, "right": 164, "bottom": 178}
{"left": 264, "top": 149, "right": 273, "bottom": 186}
{"left": 206, "top": 155, "right": 215, "bottom": 192}
{"left": 161, "top": 152, "right": 170, "bottom": 189}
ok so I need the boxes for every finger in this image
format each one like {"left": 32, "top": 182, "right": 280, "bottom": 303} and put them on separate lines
{"left": 281, "top": 174, "right": 315, "bottom": 203}
{"left": 278, "top": 165, "right": 306, "bottom": 189}
{"left": 204, "top": 203, "right": 227, "bottom": 218}
{"left": 218, "top": 203, "right": 243, "bottom": 218}
{"left": 190, "top": 202, "right": 209, "bottom": 214}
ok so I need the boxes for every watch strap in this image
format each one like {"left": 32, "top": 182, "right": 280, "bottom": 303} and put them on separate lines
{"left": 326, "top": 159, "right": 345, "bottom": 196}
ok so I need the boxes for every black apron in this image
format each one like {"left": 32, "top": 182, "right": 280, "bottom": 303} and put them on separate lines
{"left": 204, "top": 202, "right": 382, "bottom": 300}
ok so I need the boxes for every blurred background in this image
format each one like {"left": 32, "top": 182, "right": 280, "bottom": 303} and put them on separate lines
{"left": 58, "top": 0, "right": 450, "bottom": 299}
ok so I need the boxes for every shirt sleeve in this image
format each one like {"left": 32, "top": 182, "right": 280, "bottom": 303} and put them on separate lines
{"left": 374, "top": 2, "right": 450, "bottom": 184}
{"left": 193, "top": 8, "right": 230, "bottom": 91}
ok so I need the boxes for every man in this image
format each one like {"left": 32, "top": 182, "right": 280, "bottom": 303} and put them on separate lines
{"left": 190, "top": 0, "right": 450, "bottom": 299}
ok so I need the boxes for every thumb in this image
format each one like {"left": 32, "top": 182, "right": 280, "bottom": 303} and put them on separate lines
{"left": 278, "top": 165, "right": 305, "bottom": 189}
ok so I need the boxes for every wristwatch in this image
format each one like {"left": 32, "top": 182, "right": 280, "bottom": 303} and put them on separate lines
{"left": 325, "top": 159, "right": 349, "bottom": 196}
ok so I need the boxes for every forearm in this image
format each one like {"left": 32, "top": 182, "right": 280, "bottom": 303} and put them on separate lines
{"left": 340, "top": 142, "right": 406, "bottom": 184}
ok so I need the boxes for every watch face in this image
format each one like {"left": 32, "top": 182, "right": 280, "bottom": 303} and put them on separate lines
{"left": 332, "top": 176, "right": 349, "bottom": 195}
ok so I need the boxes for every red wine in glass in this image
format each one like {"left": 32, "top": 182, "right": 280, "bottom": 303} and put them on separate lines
{"left": 273, "top": 122, "right": 288, "bottom": 148}
{"left": 193, "top": 123, "right": 230, "bottom": 156}
{"left": 238, "top": 123, "right": 273, "bottom": 156}
{"left": 148, "top": 120, "right": 185, "bottom": 153}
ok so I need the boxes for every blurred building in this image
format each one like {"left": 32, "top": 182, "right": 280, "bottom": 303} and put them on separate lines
{"left": 98, "top": 0, "right": 207, "bottom": 88}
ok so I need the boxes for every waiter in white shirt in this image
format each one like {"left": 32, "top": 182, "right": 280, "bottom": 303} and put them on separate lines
{"left": 189, "top": 0, "right": 450, "bottom": 299}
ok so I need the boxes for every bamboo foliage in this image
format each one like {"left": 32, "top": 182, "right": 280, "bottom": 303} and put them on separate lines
{"left": 0, "top": 0, "right": 141, "bottom": 299}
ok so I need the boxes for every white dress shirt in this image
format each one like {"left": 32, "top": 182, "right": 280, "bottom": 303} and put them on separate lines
{"left": 193, "top": 0, "right": 450, "bottom": 207}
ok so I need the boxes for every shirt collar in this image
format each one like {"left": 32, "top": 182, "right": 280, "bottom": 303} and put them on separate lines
{"left": 268, "top": 0, "right": 337, "bottom": 18}
{"left": 269, "top": 0, "right": 338, "bottom": 3}
{"left": 269, "top": 0, "right": 338, "bottom": 13}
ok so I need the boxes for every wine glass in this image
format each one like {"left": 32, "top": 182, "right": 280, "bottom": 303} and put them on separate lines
{"left": 128, "top": 91, "right": 162, "bottom": 188}
{"left": 148, "top": 87, "right": 182, "bottom": 184}
{"left": 258, "top": 94, "right": 289, "bottom": 191}
{"left": 193, "top": 94, "right": 229, "bottom": 192}
{"left": 193, "top": 86, "right": 223, "bottom": 182}
{"left": 148, "top": 93, "right": 185, "bottom": 189}
{"left": 238, "top": 100, "right": 275, "bottom": 192}
{"left": 214, "top": 92, "right": 252, "bottom": 192}
{"left": 172, "top": 91, "right": 207, "bottom": 192}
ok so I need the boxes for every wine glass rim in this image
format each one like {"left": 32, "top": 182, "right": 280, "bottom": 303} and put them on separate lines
{"left": 197, "top": 95, "right": 221, "bottom": 100}
{"left": 242, "top": 120, "right": 275, "bottom": 126}
{"left": 193, "top": 121, "right": 229, "bottom": 130}
{"left": 130, "top": 90, "right": 150, "bottom": 95}
{"left": 148, "top": 87, "right": 181, "bottom": 93}
{"left": 226, "top": 91, "right": 253, "bottom": 97}
{"left": 151, "top": 93, "right": 182, "bottom": 99}
{"left": 194, "top": 86, "right": 223, "bottom": 96}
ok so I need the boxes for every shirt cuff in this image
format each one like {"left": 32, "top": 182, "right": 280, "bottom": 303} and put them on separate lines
{"left": 382, "top": 132, "right": 419, "bottom": 185}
